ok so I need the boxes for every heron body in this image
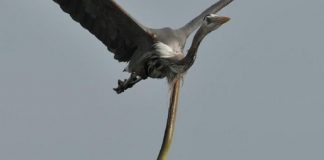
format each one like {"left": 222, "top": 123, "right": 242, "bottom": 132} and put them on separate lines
{"left": 53, "top": 0, "right": 233, "bottom": 92}
{"left": 125, "top": 40, "right": 184, "bottom": 80}
{"left": 53, "top": 0, "right": 233, "bottom": 159}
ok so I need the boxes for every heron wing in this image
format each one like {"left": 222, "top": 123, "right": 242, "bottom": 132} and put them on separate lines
{"left": 53, "top": 0, "right": 154, "bottom": 62}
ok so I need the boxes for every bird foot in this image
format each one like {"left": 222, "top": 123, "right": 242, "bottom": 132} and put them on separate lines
{"left": 113, "top": 73, "right": 142, "bottom": 94}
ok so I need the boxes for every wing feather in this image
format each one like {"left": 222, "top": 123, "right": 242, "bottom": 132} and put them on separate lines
{"left": 53, "top": 0, "right": 154, "bottom": 62}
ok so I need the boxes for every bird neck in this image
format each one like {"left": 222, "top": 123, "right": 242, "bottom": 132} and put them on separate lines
{"left": 178, "top": 0, "right": 233, "bottom": 37}
{"left": 176, "top": 28, "right": 206, "bottom": 72}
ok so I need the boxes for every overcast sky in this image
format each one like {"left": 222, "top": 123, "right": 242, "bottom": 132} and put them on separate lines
{"left": 1, "top": 0, "right": 324, "bottom": 160}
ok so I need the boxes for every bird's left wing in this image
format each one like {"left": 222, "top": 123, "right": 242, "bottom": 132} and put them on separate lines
{"left": 53, "top": 0, "right": 154, "bottom": 62}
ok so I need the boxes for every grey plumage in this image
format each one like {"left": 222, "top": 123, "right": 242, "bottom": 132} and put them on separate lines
{"left": 53, "top": 1, "right": 233, "bottom": 159}
{"left": 53, "top": 0, "right": 233, "bottom": 93}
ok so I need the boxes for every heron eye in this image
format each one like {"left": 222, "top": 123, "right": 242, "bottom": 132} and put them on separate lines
{"left": 203, "top": 16, "right": 211, "bottom": 25}
{"left": 203, "top": 15, "right": 207, "bottom": 21}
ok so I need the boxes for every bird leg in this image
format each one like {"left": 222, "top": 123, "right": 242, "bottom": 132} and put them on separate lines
{"left": 113, "top": 73, "right": 142, "bottom": 94}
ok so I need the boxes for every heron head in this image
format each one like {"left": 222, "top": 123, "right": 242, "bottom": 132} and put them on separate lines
{"left": 203, "top": 14, "right": 230, "bottom": 32}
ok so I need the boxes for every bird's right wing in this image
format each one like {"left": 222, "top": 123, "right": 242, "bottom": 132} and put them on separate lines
{"left": 53, "top": 0, "right": 154, "bottom": 62}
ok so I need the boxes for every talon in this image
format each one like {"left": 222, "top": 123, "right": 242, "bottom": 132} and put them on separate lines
{"left": 113, "top": 87, "right": 119, "bottom": 93}
{"left": 113, "top": 87, "right": 124, "bottom": 94}
{"left": 118, "top": 80, "right": 123, "bottom": 85}
{"left": 114, "top": 73, "right": 143, "bottom": 94}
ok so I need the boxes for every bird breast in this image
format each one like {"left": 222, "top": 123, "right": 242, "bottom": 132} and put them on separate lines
{"left": 125, "top": 42, "right": 183, "bottom": 79}
{"left": 146, "top": 42, "right": 184, "bottom": 79}
{"left": 153, "top": 42, "right": 182, "bottom": 58}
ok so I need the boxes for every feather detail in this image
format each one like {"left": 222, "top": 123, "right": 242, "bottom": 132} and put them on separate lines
{"left": 153, "top": 42, "right": 182, "bottom": 58}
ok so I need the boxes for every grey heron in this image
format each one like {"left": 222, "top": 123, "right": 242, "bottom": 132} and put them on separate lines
{"left": 53, "top": 0, "right": 233, "bottom": 159}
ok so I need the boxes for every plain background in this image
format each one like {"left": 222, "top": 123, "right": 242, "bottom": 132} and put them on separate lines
{"left": 1, "top": 0, "right": 324, "bottom": 160}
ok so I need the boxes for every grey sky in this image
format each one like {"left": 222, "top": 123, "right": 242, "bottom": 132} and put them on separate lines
{"left": 1, "top": 0, "right": 324, "bottom": 160}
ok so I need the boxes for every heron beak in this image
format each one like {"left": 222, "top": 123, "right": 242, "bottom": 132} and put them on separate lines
{"left": 216, "top": 16, "right": 230, "bottom": 24}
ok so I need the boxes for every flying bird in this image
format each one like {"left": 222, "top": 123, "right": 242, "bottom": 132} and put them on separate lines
{"left": 53, "top": 0, "right": 233, "bottom": 159}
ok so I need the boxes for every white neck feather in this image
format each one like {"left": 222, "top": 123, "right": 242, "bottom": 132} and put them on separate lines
{"left": 153, "top": 42, "right": 181, "bottom": 58}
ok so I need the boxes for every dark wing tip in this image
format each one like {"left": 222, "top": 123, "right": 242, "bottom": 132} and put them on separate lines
{"left": 53, "top": 0, "right": 154, "bottom": 62}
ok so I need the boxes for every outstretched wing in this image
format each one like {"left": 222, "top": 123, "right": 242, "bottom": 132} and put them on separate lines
{"left": 53, "top": 0, "right": 154, "bottom": 62}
